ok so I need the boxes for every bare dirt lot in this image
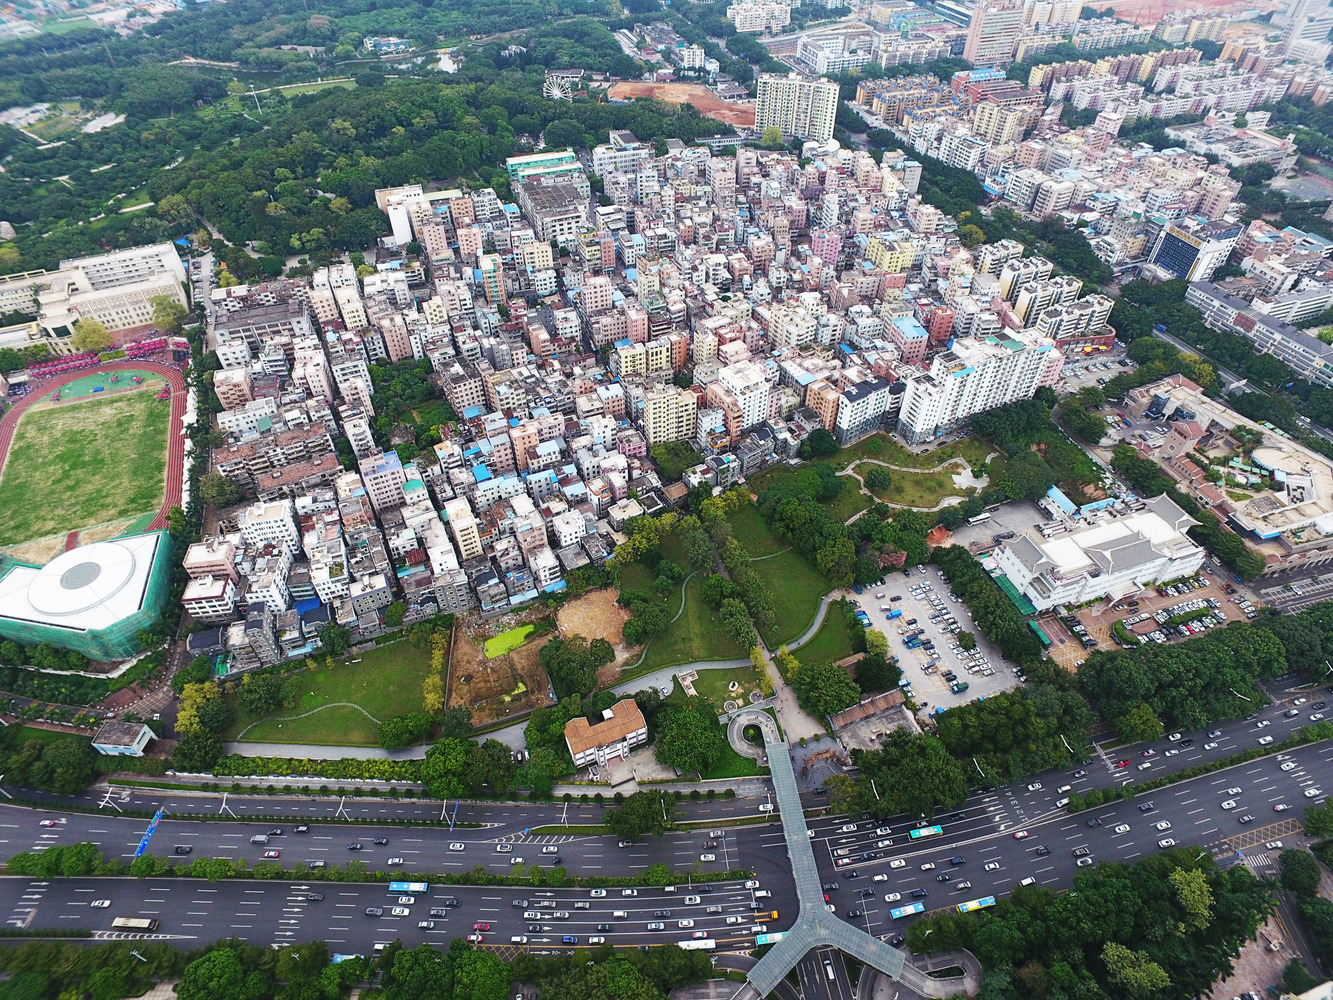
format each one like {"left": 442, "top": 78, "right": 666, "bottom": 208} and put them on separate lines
{"left": 448, "top": 619, "right": 555, "bottom": 726}
{"left": 558, "top": 587, "right": 631, "bottom": 658}
{"left": 607, "top": 82, "right": 756, "bottom": 129}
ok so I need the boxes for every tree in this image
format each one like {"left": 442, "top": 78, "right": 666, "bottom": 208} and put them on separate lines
{"left": 958, "top": 224, "right": 986, "bottom": 248}
{"left": 864, "top": 629, "right": 888, "bottom": 659}
{"left": 238, "top": 673, "right": 284, "bottom": 716}
{"left": 176, "top": 948, "right": 265, "bottom": 1000}
{"left": 1306, "top": 800, "right": 1333, "bottom": 839}
{"left": 1169, "top": 866, "right": 1214, "bottom": 930}
{"left": 854, "top": 654, "right": 901, "bottom": 693}
{"left": 320, "top": 623, "right": 350, "bottom": 656}
{"left": 422, "top": 673, "right": 445, "bottom": 715}
{"left": 150, "top": 294, "right": 188, "bottom": 333}
{"left": 852, "top": 730, "right": 969, "bottom": 818}
{"left": 655, "top": 705, "right": 727, "bottom": 776}
{"left": 1280, "top": 849, "right": 1322, "bottom": 898}
{"left": 384, "top": 601, "right": 406, "bottom": 627}
{"left": 761, "top": 125, "right": 784, "bottom": 147}
{"left": 957, "top": 631, "right": 977, "bottom": 652}
{"left": 791, "top": 661, "right": 860, "bottom": 718}
{"left": 1284, "top": 960, "right": 1320, "bottom": 994}
{"left": 539, "top": 635, "right": 600, "bottom": 700}
{"left": 604, "top": 790, "right": 676, "bottom": 839}
{"left": 865, "top": 466, "right": 892, "bottom": 491}
{"left": 198, "top": 472, "right": 244, "bottom": 508}
{"left": 379, "top": 712, "right": 432, "bottom": 750}
{"left": 172, "top": 730, "right": 224, "bottom": 772}
{"left": 70, "top": 318, "right": 112, "bottom": 353}
{"left": 383, "top": 944, "right": 452, "bottom": 1000}
{"left": 799, "top": 428, "right": 839, "bottom": 460}
{"left": 1101, "top": 942, "right": 1170, "bottom": 998}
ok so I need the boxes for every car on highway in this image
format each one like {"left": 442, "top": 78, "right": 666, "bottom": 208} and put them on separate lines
{"left": 700, "top": 853, "right": 716, "bottom": 862}
{"left": 1266, "top": 841, "right": 1285, "bottom": 850}
{"left": 618, "top": 840, "right": 635, "bottom": 848}
{"left": 1073, "top": 769, "right": 1087, "bottom": 778}
{"left": 936, "top": 873, "right": 952, "bottom": 882}
{"left": 1238, "top": 815, "right": 1255, "bottom": 824}
{"left": 510, "top": 857, "right": 525, "bottom": 865}
{"left": 374, "top": 838, "right": 389, "bottom": 845}
{"left": 307, "top": 893, "right": 323, "bottom": 902}
{"left": 263, "top": 850, "right": 281, "bottom": 859}
{"left": 1203, "top": 741, "right": 1220, "bottom": 750}
{"left": 397, "top": 896, "right": 416, "bottom": 905}
{"left": 1256, "top": 720, "right": 1271, "bottom": 728}
{"left": 1313, "top": 713, "right": 1326, "bottom": 722}
{"left": 1158, "top": 838, "right": 1176, "bottom": 848}
{"left": 727, "top": 915, "right": 745, "bottom": 925}
{"left": 268, "top": 828, "right": 283, "bottom": 837}
{"left": 1221, "top": 800, "right": 1238, "bottom": 810}
{"left": 877, "top": 838, "right": 893, "bottom": 847}
{"left": 590, "top": 889, "right": 607, "bottom": 897}
{"left": 365, "top": 907, "right": 384, "bottom": 917}
{"left": 308, "top": 861, "right": 325, "bottom": 869}
{"left": 1114, "top": 824, "right": 1131, "bottom": 834}
{"left": 984, "top": 862, "right": 1001, "bottom": 872}
{"left": 622, "top": 889, "right": 638, "bottom": 897}
{"left": 950, "top": 856, "right": 966, "bottom": 865}
{"left": 295, "top": 826, "right": 308, "bottom": 834}
{"left": 1282, "top": 761, "right": 1300, "bottom": 772}
{"left": 1258, "top": 736, "right": 1275, "bottom": 745}
{"left": 38, "top": 820, "right": 60, "bottom": 828}
{"left": 956, "top": 881, "right": 972, "bottom": 891}
{"left": 890, "top": 859, "right": 906, "bottom": 869}
{"left": 539, "top": 845, "right": 559, "bottom": 855}
{"left": 495, "top": 844, "right": 512, "bottom": 853}
{"left": 1115, "top": 759, "right": 1130, "bottom": 768}
{"left": 678, "top": 919, "right": 695, "bottom": 928}
{"left": 910, "top": 889, "right": 928, "bottom": 899}
{"left": 388, "top": 857, "right": 404, "bottom": 866}
{"left": 391, "top": 907, "right": 410, "bottom": 916}
{"left": 1035, "top": 846, "right": 1051, "bottom": 856}
{"left": 1275, "top": 804, "right": 1290, "bottom": 812}
{"left": 836, "top": 857, "right": 854, "bottom": 868}
{"left": 1225, "top": 786, "right": 1242, "bottom": 795}
{"left": 1073, "top": 847, "right": 1091, "bottom": 857}
{"left": 685, "top": 895, "right": 702, "bottom": 904}
{"left": 91, "top": 899, "right": 110, "bottom": 908}
{"left": 1076, "top": 858, "right": 1094, "bottom": 867}
{"left": 841, "top": 824, "right": 858, "bottom": 832}
{"left": 417, "top": 920, "right": 434, "bottom": 930}
{"left": 589, "top": 936, "right": 606, "bottom": 944}
{"left": 920, "top": 862, "right": 936, "bottom": 870}
{"left": 653, "top": 910, "right": 671, "bottom": 918}
{"left": 849, "top": 909, "right": 864, "bottom": 918}
{"left": 876, "top": 826, "right": 891, "bottom": 836}
{"left": 1013, "top": 830, "right": 1029, "bottom": 839}
{"left": 1208, "top": 729, "right": 1222, "bottom": 738}
{"left": 466, "top": 934, "right": 483, "bottom": 943}
{"left": 1167, "top": 732, "right": 1182, "bottom": 742}
{"left": 449, "top": 843, "right": 465, "bottom": 851}
{"left": 823, "top": 881, "right": 839, "bottom": 890}
{"left": 1027, "top": 782, "right": 1042, "bottom": 791}
{"left": 1305, "top": 788, "right": 1323, "bottom": 798}
{"left": 1086, "top": 818, "right": 1101, "bottom": 828}
{"left": 872, "top": 874, "right": 888, "bottom": 882}
{"left": 1141, "top": 749, "right": 1156, "bottom": 758}
{"left": 703, "top": 841, "right": 718, "bottom": 849}
{"left": 1154, "top": 821, "right": 1172, "bottom": 830}
{"left": 348, "top": 843, "right": 363, "bottom": 851}
{"left": 647, "top": 922, "right": 665, "bottom": 931}
{"left": 174, "top": 846, "right": 192, "bottom": 855}
{"left": 883, "top": 892, "right": 902, "bottom": 902}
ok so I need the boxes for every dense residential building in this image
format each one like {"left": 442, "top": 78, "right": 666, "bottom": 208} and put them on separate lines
{"left": 962, "top": 1, "right": 1025, "bottom": 67}
{"left": 755, "top": 73, "right": 840, "bottom": 142}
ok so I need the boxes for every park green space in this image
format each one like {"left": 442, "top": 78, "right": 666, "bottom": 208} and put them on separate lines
{"left": 485, "top": 624, "right": 535, "bottom": 658}
{"left": 0, "top": 389, "right": 170, "bottom": 545}
{"left": 856, "top": 460, "right": 969, "bottom": 509}
{"left": 632, "top": 570, "right": 748, "bottom": 673}
{"left": 793, "top": 599, "right": 858, "bottom": 665}
{"left": 14, "top": 726, "right": 88, "bottom": 747}
{"left": 728, "top": 502, "right": 785, "bottom": 555}
{"left": 662, "top": 668, "right": 767, "bottom": 779}
{"left": 231, "top": 642, "right": 436, "bottom": 746}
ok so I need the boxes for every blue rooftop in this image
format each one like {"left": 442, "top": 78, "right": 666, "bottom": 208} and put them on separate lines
{"left": 472, "top": 464, "right": 493, "bottom": 483}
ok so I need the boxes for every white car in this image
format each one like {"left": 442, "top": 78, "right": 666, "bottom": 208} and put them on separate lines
{"left": 1221, "top": 800, "right": 1238, "bottom": 811}
{"left": 1266, "top": 840, "right": 1285, "bottom": 850}
{"left": 1225, "top": 787, "right": 1242, "bottom": 795}
{"left": 984, "top": 862, "right": 1001, "bottom": 872}
{"left": 398, "top": 896, "right": 416, "bottom": 905}
{"left": 1203, "top": 742, "right": 1219, "bottom": 750}
{"left": 1305, "top": 788, "right": 1323, "bottom": 798}
{"left": 391, "top": 906, "right": 410, "bottom": 916}
{"left": 387, "top": 857, "right": 404, "bottom": 866}
{"left": 449, "top": 843, "right": 465, "bottom": 851}
{"left": 622, "top": 889, "right": 638, "bottom": 897}
{"left": 1027, "top": 782, "right": 1042, "bottom": 791}
{"left": 890, "top": 859, "right": 906, "bottom": 869}
{"left": 589, "top": 936, "right": 606, "bottom": 944}
{"left": 495, "top": 844, "right": 513, "bottom": 853}
{"left": 883, "top": 892, "right": 901, "bottom": 902}
{"left": 1114, "top": 825, "right": 1131, "bottom": 834}
{"left": 744, "top": 880, "right": 760, "bottom": 889}
{"left": 90, "top": 899, "right": 111, "bottom": 909}
{"left": 727, "top": 915, "right": 745, "bottom": 925}
{"left": 1281, "top": 761, "right": 1299, "bottom": 772}
{"left": 677, "top": 919, "right": 695, "bottom": 928}
{"left": 700, "top": 853, "right": 716, "bottom": 862}
{"left": 840, "top": 824, "right": 858, "bottom": 833}
{"left": 509, "top": 857, "right": 524, "bottom": 865}
{"left": 875, "top": 827, "right": 891, "bottom": 836}
{"left": 590, "top": 889, "right": 606, "bottom": 897}
{"left": 685, "top": 895, "right": 701, "bottom": 905}
{"left": 920, "top": 862, "right": 936, "bottom": 871}
{"left": 542, "top": 846, "right": 558, "bottom": 854}
{"left": 1154, "top": 821, "right": 1172, "bottom": 831}
{"left": 1158, "top": 838, "right": 1176, "bottom": 848}
{"left": 877, "top": 838, "right": 893, "bottom": 848}
{"left": 872, "top": 874, "right": 888, "bottom": 883}
{"left": 1258, "top": 736, "right": 1274, "bottom": 745}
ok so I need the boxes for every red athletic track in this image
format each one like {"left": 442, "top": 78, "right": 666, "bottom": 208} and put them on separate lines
{"left": 0, "top": 360, "right": 188, "bottom": 537}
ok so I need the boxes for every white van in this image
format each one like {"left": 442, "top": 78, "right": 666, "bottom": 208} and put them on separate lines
{"left": 511, "top": 935, "right": 528, "bottom": 944}
{"left": 250, "top": 835, "right": 269, "bottom": 845}
{"left": 1019, "top": 877, "right": 1036, "bottom": 887}
{"left": 613, "top": 910, "right": 629, "bottom": 919}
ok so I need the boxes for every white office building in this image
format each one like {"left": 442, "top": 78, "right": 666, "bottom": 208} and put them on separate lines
{"left": 755, "top": 73, "right": 840, "bottom": 142}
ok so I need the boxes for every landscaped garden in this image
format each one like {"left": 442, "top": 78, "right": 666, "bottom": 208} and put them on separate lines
{"left": 794, "top": 598, "right": 860, "bottom": 665}
{"left": 855, "top": 460, "right": 972, "bottom": 509}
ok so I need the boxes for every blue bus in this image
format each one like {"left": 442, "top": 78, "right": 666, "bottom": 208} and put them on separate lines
{"left": 388, "top": 881, "right": 429, "bottom": 895}
{"left": 957, "top": 896, "right": 996, "bottom": 914}
{"left": 908, "top": 825, "right": 944, "bottom": 840}
{"left": 889, "top": 901, "right": 926, "bottom": 919}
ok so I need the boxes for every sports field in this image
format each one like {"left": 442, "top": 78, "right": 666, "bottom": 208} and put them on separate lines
{"left": 0, "top": 388, "right": 171, "bottom": 545}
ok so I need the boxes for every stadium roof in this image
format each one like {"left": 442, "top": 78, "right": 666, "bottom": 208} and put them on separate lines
{"left": 0, "top": 534, "right": 163, "bottom": 633}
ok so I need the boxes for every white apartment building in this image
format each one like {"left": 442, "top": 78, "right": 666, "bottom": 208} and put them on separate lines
{"left": 727, "top": 1, "right": 791, "bottom": 32}
{"left": 755, "top": 73, "right": 840, "bottom": 143}
{"left": 896, "top": 332, "right": 1063, "bottom": 444}
{"left": 718, "top": 359, "right": 772, "bottom": 431}
{"left": 443, "top": 497, "right": 483, "bottom": 561}
{"left": 237, "top": 499, "right": 301, "bottom": 552}
{"left": 994, "top": 496, "right": 1206, "bottom": 611}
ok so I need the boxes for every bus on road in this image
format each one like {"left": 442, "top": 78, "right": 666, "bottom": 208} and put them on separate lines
{"left": 889, "top": 902, "right": 926, "bottom": 919}
{"left": 111, "top": 917, "right": 158, "bottom": 931}
{"left": 967, "top": 513, "right": 992, "bottom": 525}
{"left": 957, "top": 896, "right": 996, "bottom": 914}
{"left": 388, "top": 882, "right": 429, "bottom": 895}
{"left": 677, "top": 939, "right": 717, "bottom": 951}
{"left": 909, "top": 825, "right": 944, "bottom": 840}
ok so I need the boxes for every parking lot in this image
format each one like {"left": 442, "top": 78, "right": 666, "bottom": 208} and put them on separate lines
{"left": 1057, "top": 570, "right": 1254, "bottom": 665}
{"left": 856, "top": 564, "right": 1020, "bottom": 713}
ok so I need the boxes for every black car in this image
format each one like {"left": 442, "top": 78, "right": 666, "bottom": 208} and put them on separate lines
{"left": 373, "top": 838, "right": 389, "bottom": 845}
{"left": 911, "top": 889, "right": 928, "bottom": 899}
{"left": 849, "top": 908, "right": 864, "bottom": 918}
{"left": 348, "top": 842, "right": 363, "bottom": 851}
{"left": 431, "top": 908, "right": 448, "bottom": 917}
{"left": 1315, "top": 702, "right": 1328, "bottom": 711}
{"left": 174, "top": 845, "right": 192, "bottom": 855}
{"left": 699, "top": 886, "right": 714, "bottom": 893}
{"left": 860, "top": 888, "right": 876, "bottom": 898}
{"left": 1072, "top": 770, "right": 1087, "bottom": 778}
{"left": 1035, "top": 846, "right": 1051, "bottom": 856}
{"left": 268, "top": 828, "right": 283, "bottom": 836}
{"left": 653, "top": 910, "right": 671, "bottom": 918}
{"left": 527, "top": 924, "right": 543, "bottom": 932}
{"left": 295, "top": 825, "right": 309, "bottom": 834}
{"left": 1179, "top": 739, "right": 1194, "bottom": 748}
{"left": 1086, "top": 818, "right": 1101, "bottom": 828}
{"left": 936, "top": 873, "right": 952, "bottom": 882}
{"left": 847, "top": 870, "right": 862, "bottom": 879}
{"left": 949, "top": 856, "right": 965, "bottom": 865}
{"left": 890, "top": 934, "right": 906, "bottom": 947}
{"left": 365, "top": 907, "right": 383, "bottom": 917}
{"left": 1137, "top": 802, "right": 1156, "bottom": 812}
{"left": 597, "top": 923, "right": 612, "bottom": 932}
{"left": 550, "top": 857, "right": 563, "bottom": 865}
{"left": 307, "top": 893, "right": 324, "bottom": 902}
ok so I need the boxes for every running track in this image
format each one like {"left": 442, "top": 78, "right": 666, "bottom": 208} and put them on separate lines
{"left": 0, "top": 361, "right": 188, "bottom": 535}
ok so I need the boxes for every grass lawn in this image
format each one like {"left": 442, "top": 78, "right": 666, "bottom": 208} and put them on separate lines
{"left": 819, "top": 432, "right": 995, "bottom": 472}
{"left": 684, "top": 663, "right": 763, "bottom": 707}
{"left": 15, "top": 726, "right": 88, "bottom": 746}
{"left": 796, "top": 599, "right": 858, "bottom": 665}
{"left": 634, "top": 572, "right": 747, "bottom": 672}
{"left": 232, "top": 641, "right": 437, "bottom": 746}
{"left": 729, "top": 503, "right": 785, "bottom": 556}
{"left": 0, "top": 389, "right": 170, "bottom": 545}
{"left": 485, "top": 624, "right": 536, "bottom": 658}
{"left": 700, "top": 741, "right": 767, "bottom": 779}
{"left": 650, "top": 441, "right": 704, "bottom": 483}
{"left": 757, "top": 548, "right": 831, "bottom": 649}
{"left": 750, "top": 465, "right": 868, "bottom": 522}
{"left": 273, "top": 80, "right": 356, "bottom": 96}
{"left": 857, "top": 461, "right": 970, "bottom": 509}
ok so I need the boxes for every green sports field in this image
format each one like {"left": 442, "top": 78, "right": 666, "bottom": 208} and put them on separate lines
{"left": 0, "top": 389, "right": 171, "bottom": 545}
